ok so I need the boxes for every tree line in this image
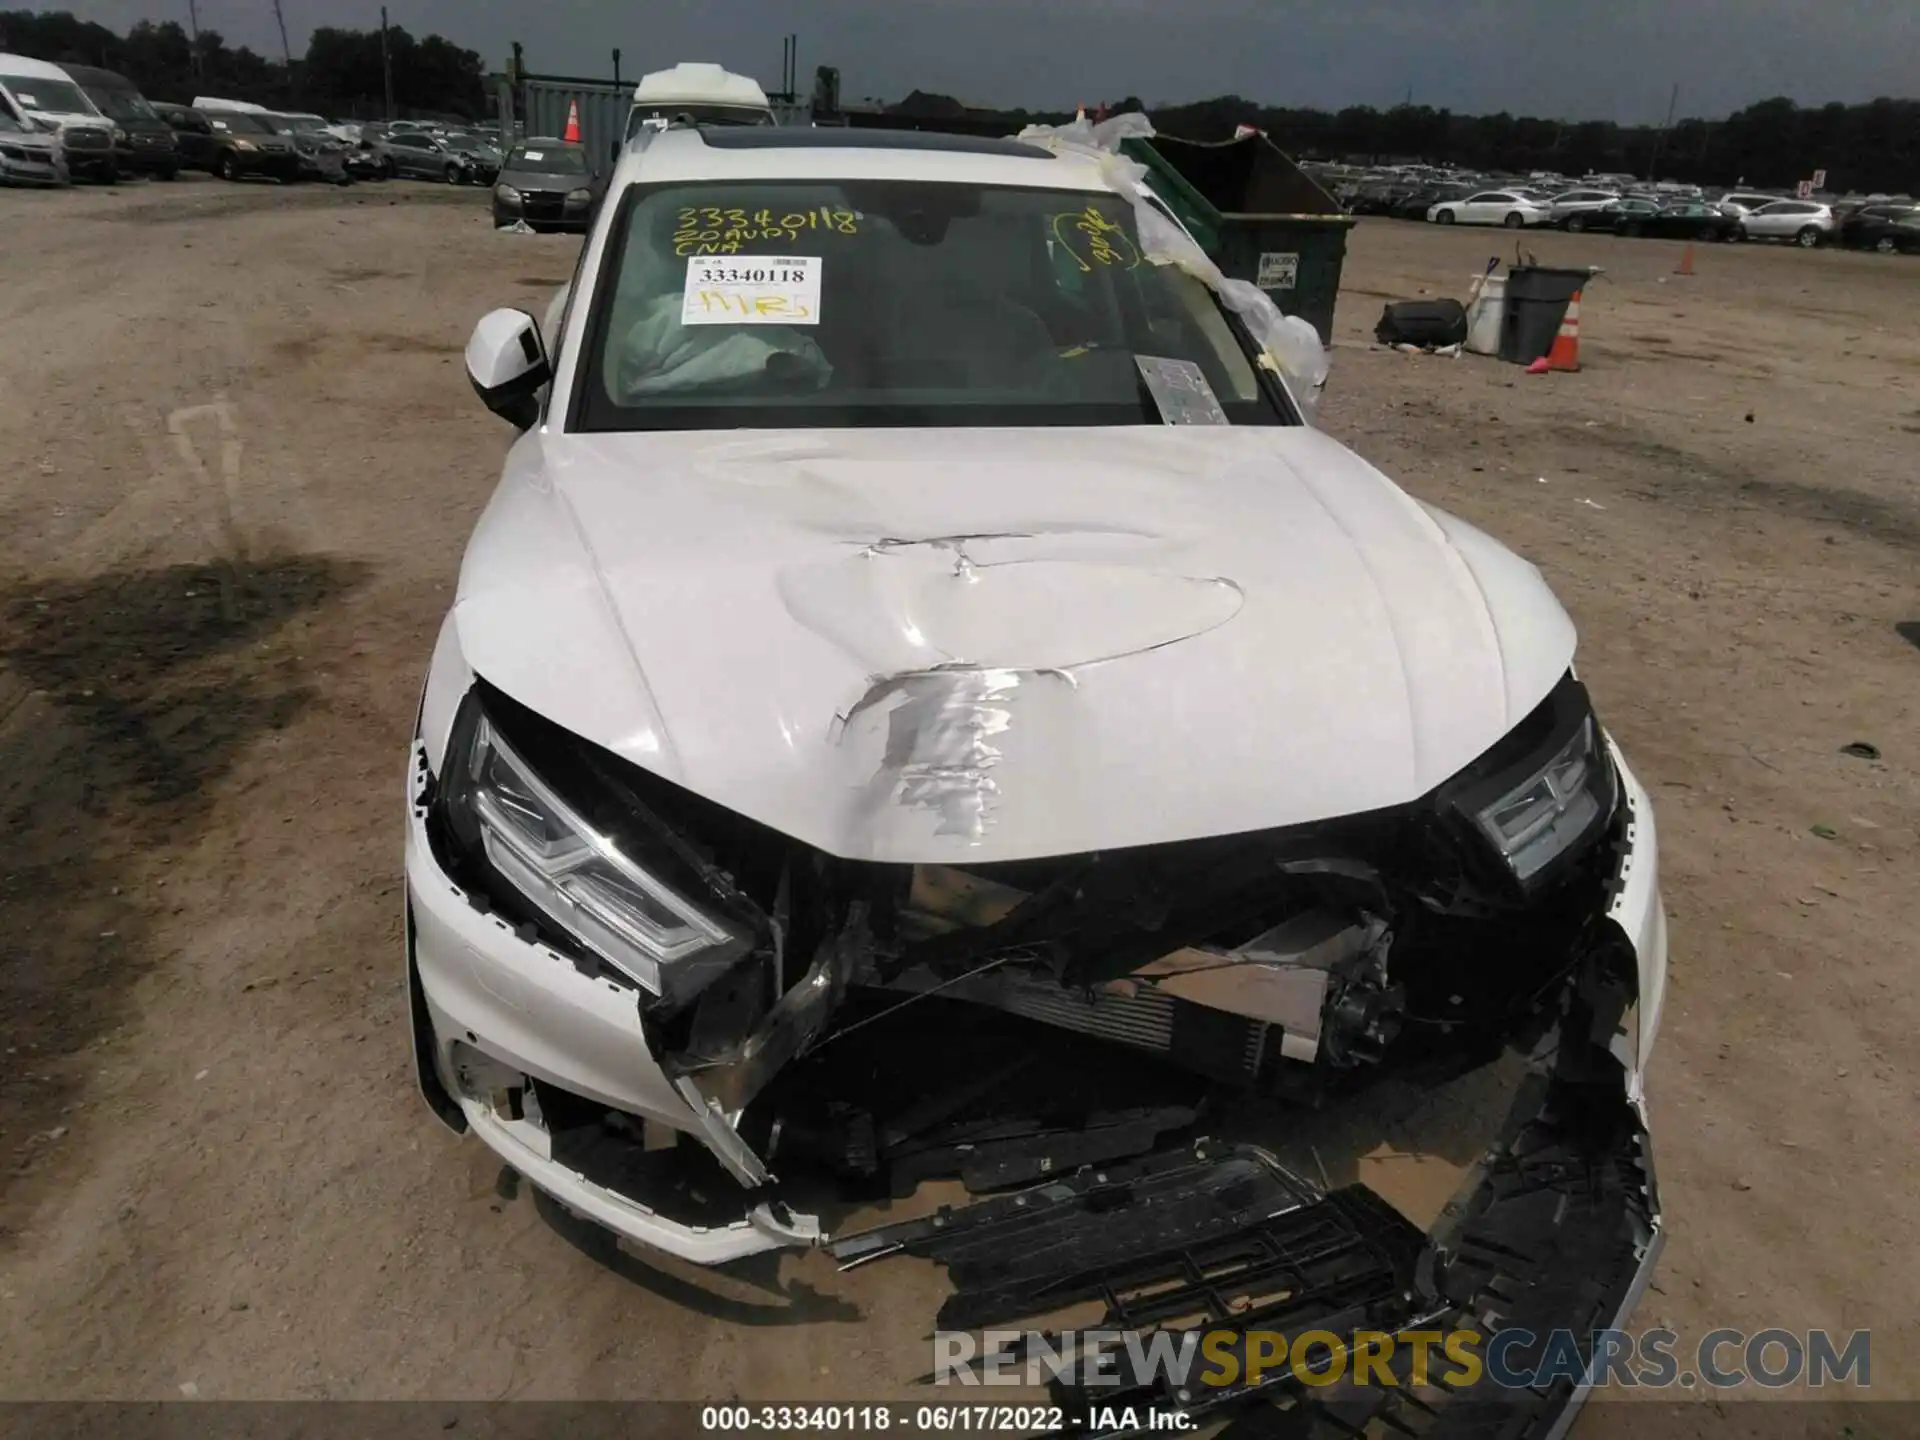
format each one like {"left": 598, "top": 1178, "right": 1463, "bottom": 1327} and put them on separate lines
{"left": 887, "top": 89, "right": 1917, "bottom": 197}
{"left": 5, "top": 7, "right": 1913, "bottom": 193}
{"left": 1143, "top": 95, "right": 1918, "bottom": 194}
{"left": 0, "top": 9, "right": 486, "bottom": 120}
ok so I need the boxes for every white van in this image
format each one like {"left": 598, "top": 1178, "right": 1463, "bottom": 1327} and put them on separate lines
{"left": 0, "top": 52, "right": 118, "bottom": 179}
{"left": 624, "top": 63, "right": 774, "bottom": 144}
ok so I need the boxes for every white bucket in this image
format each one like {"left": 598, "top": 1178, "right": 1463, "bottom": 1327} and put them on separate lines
{"left": 1465, "top": 275, "right": 1507, "bottom": 356}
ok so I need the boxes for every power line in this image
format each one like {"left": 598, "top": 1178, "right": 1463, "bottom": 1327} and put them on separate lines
{"left": 271, "top": 0, "right": 293, "bottom": 70}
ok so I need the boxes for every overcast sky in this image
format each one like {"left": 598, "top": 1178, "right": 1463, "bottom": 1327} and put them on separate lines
{"left": 35, "top": 0, "right": 1920, "bottom": 122}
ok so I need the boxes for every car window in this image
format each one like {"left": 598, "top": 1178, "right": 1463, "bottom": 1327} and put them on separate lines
{"left": 0, "top": 74, "right": 96, "bottom": 113}
{"left": 209, "top": 113, "right": 273, "bottom": 135}
{"left": 624, "top": 103, "right": 776, "bottom": 141}
{"left": 575, "top": 180, "right": 1291, "bottom": 433}
{"left": 508, "top": 145, "right": 588, "bottom": 175}
{"left": 81, "top": 85, "right": 155, "bottom": 121}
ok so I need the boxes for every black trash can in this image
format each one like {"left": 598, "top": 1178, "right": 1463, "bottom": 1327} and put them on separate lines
{"left": 1498, "top": 266, "right": 1592, "bottom": 365}
{"left": 1122, "top": 133, "right": 1355, "bottom": 345}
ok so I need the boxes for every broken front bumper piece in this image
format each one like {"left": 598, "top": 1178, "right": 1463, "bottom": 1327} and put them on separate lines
{"left": 833, "top": 1029, "right": 1661, "bottom": 1440}
{"left": 405, "top": 670, "right": 1665, "bottom": 1273}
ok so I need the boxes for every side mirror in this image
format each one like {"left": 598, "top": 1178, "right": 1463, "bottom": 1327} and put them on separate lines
{"left": 465, "top": 308, "right": 551, "bottom": 430}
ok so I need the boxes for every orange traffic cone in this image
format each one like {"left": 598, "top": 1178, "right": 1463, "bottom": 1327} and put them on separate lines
{"left": 1676, "top": 243, "right": 1696, "bottom": 276}
{"left": 1546, "top": 291, "right": 1583, "bottom": 371}
{"left": 563, "top": 99, "right": 581, "bottom": 143}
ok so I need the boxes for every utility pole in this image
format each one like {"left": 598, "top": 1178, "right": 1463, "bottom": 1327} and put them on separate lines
{"left": 271, "top": 0, "right": 292, "bottom": 69}
{"left": 380, "top": 5, "right": 395, "bottom": 122}
{"left": 1647, "top": 81, "right": 1679, "bottom": 182}
{"left": 612, "top": 47, "right": 621, "bottom": 89}
{"left": 185, "top": 0, "right": 201, "bottom": 76}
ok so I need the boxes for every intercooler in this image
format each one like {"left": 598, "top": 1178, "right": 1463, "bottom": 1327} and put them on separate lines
{"left": 901, "top": 966, "right": 1273, "bottom": 1084}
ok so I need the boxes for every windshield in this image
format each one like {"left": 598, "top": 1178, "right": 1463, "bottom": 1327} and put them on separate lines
{"left": 1, "top": 75, "right": 96, "bottom": 115}
{"left": 81, "top": 85, "right": 156, "bottom": 121}
{"left": 575, "top": 180, "right": 1288, "bottom": 433}
{"left": 507, "top": 144, "right": 587, "bottom": 174}
{"left": 207, "top": 112, "right": 273, "bottom": 135}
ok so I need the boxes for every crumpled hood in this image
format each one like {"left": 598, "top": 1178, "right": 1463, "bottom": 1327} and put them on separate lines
{"left": 453, "top": 426, "right": 1575, "bottom": 862}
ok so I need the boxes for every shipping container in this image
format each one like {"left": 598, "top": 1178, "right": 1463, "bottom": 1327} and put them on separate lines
{"left": 520, "top": 77, "right": 629, "bottom": 175}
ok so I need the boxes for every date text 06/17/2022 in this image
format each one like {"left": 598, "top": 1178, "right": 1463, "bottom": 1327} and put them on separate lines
{"left": 698, "top": 1404, "right": 1195, "bottom": 1433}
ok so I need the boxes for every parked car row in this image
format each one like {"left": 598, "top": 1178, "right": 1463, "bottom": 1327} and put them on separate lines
{"left": 1554, "top": 194, "right": 1914, "bottom": 249}
{"left": 1838, "top": 203, "right": 1920, "bottom": 253}
{"left": 0, "top": 54, "right": 120, "bottom": 181}
{"left": 0, "top": 49, "right": 514, "bottom": 191}
{"left": 371, "top": 126, "right": 501, "bottom": 184}
{"left": 1321, "top": 158, "right": 1917, "bottom": 255}
{"left": 1561, "top": 196, "right": 1740, "bottom": 240}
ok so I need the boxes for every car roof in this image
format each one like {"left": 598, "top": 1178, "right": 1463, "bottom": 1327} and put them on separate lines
{"left": 54, "top": 62, "right": 136, "bottom": 88}
{"left": 0, "top": 52, "right": 79, "bottom": 80}
{"left": 611, "top": 124, "right": 1105, "bottom": 195}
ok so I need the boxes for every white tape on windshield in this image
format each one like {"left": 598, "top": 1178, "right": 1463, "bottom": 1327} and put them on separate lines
{"left": 681, "top": 255, "right": 821, "bottom": 326}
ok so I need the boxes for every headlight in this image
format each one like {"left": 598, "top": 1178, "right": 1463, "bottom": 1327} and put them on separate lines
{"left": 232, "top": 138, "right": 257, "bottom": 151}
{"left": 1471, "top": 714, "right": 1615, "bottom": 884}
{"left": 442, "top": 705, "right": 747, "bottom": 1001}
{"left": 494, "top": 183, "right": 521, "bottom": 204}
{"left": 112, "top": 125, "right": 128, "bottom": 143}
{"left": 1440, "top": 674, "right": 1618, "bottom": 893}
{"left": 564, "top": 187, "right": 593, "bottom": 205}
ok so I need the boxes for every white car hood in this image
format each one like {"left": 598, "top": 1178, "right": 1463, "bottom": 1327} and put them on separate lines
{"left": 452, "top": 425, "right": 1575, "bottom": 863}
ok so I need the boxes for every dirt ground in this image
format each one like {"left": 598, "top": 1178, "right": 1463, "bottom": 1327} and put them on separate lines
{"left": 0, "top": 177, "right": 1915, "bottom": 1428}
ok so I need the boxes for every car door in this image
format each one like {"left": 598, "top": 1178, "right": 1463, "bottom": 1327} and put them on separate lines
{"left": 416, "top": 137, "right": 452, "bottom": 179}
{"left": 1649, "top": 206, "right": 1696, "bottom": 238}
{"left": 1463, "top": 191, "right": 1510, "bottom": 224}
{"left": 1744, "top": 201, "right": 1794, "bottom": 238}
{"left": 389, "top": 134, "right": 427, "bottom": 177}
{"left": 178, "top": 109, "right": 216, "bottom": 167}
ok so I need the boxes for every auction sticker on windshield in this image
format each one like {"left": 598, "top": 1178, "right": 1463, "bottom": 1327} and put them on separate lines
{"left": 682, "top": 256, "right": 821, "bottom": 326}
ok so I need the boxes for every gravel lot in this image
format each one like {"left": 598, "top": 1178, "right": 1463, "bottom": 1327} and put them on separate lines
{"left": 1, "top": 177, "right": 1915, "bottom": 1427}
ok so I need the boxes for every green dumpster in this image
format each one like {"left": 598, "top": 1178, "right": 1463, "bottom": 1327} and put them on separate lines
{"left": 1121, "top": 133, "right": 1355, "bottom": 345}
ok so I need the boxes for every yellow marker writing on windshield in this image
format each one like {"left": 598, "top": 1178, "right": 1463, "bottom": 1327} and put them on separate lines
{"left": 1052, "top": 205, "right": 1141, "bottom": 271}
{"left": 692, "top": 290, "right": 812, "bottom": 320}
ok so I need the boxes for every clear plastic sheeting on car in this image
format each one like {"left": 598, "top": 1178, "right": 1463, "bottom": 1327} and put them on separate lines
{"left": 1015, "top": 114, "right": 1331, "bottom": 414}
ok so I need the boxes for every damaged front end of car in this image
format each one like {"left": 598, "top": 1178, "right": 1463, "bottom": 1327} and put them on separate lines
{"left": 405, "top": 654, "right": 1662, "bottom": 1432}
